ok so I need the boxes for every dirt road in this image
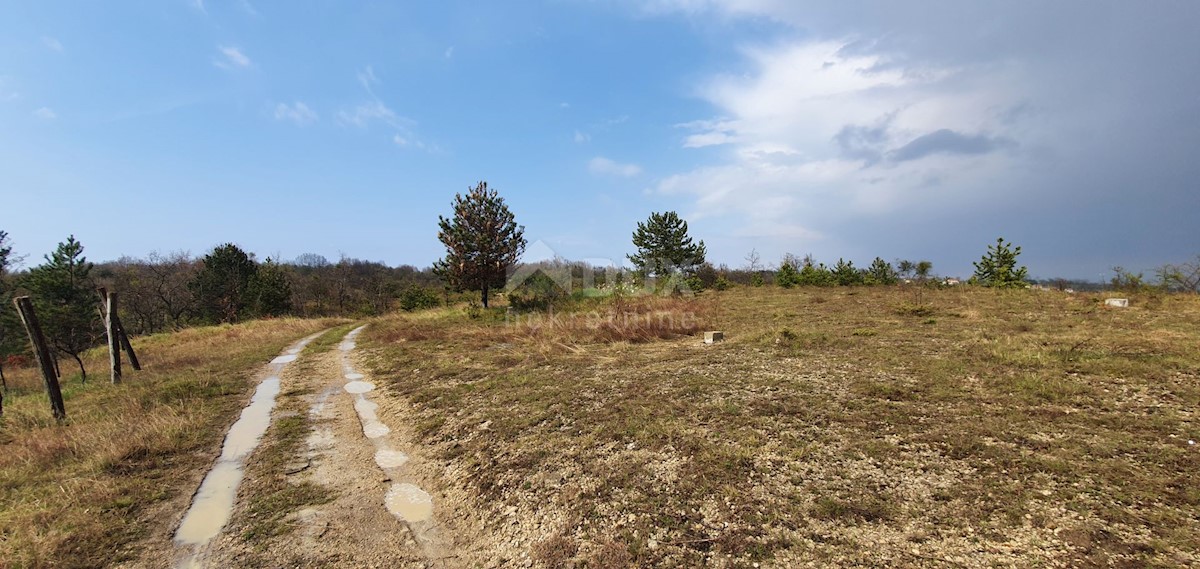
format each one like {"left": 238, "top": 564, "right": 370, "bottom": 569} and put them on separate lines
{"left": 149, "top": 326, "right": 493, "bottom": 568}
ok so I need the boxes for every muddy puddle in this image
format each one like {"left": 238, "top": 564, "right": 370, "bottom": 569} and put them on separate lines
{"left": 339, "top": 326, "right": 435, "bottom": 524}
{"left": 173, "top": 332, "right": 321, "bottom": 566}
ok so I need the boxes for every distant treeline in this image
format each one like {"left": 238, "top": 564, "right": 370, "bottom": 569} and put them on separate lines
{"left": 91, "top": 250, "right": 442, "bottom": 334}
{"left": 1, "top": 229, "right": 1194, "bottom": 377}
{"left": 0, "top": 235, "right": 443, "bottom": 374}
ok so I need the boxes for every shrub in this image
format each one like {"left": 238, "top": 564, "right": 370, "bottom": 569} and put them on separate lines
{"left": 832, "top": 258, "right": 863, "bottom": 286}
{"left": 971, "top": 237, "right": 1029, "bottom": 288}
{"left": 398, "top": 285, "right": 441, "bottom": 312}
{"left": 508, "top": 271, "right": 569, "bottom": 311}
{"left": 776, "top": 263, "right": 799, "bottom": 288}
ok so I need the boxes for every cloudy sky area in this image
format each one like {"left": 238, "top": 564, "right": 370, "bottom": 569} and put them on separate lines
{"left": 2, "top": 1, "right": 1197, "bottom": 280}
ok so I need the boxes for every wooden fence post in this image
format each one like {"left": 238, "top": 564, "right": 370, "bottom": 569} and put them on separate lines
{"left": 105, "top": 291, "right": 122, "bottom": 384}
{"left": 114, "top": 313, "right": 141, "bottom": 371}
{"left": 97, "top": 287, "right": 141, "bottom": 372}
{"left": 13, "top": 296, "right": 66, "bottom": 422}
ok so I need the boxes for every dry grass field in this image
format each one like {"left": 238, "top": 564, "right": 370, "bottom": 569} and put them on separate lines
{"left": 1, "top": 286, "right": 1197, "bottom": 568}
{"left": 0, "top": 317, "right": 343, "bottom": 568}
{"left": 360, "top": 286, "right": 1200, "bottom": 568}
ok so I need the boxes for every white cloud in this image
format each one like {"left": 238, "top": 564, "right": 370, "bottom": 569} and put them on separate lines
{"left": 393, "top": 134, "right": 428, "bottom": 150}
{"left": 573, "top": 130, "right": 590, "bottom": 143}
{"left": 589, "top": 157, "right": 643, "bottom": 177}
{"left": 341, "top": 66, "right": 435, "bottom": 150}
{"left": 336, "top": 100, "right": 410, "bottom": 129}
{"left": 33, "top": 107, "right": 56, "bottom": 119}
{"left": 214, "top": 45, "right": 252, "bottom": 69}
{"left": 656, "top": 37, "right": 1029, "bottom": 238}
{"left": 273, "top": 101, "right": 317, "bottom": 126}
{"left": 444, "top": 46, "right": 455, "bottom": 59}
{"left": 191, "top": 0, "right": 207, "bottom": 14}
{"left": 42, "top": 37, "right": 63, "bottom": 52}
{"left": 357, "top": 65, "right": 379, "bottom": 91}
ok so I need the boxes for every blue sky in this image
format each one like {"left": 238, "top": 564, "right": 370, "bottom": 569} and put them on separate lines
{"left": 3, "top": 1, "right": 1198, "bottom": 280}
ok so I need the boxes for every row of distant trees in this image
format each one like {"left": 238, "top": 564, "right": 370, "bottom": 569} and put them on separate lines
{"left": 428, "top": 183, "right": 1199, "bottom": 304}
{"left": 0, "top": 231, "right": 441, "bottom": 377}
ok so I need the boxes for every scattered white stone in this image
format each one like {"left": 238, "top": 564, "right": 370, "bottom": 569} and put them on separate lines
{"left": 1190, "top": 440, "right": 1196, "bottom": 446}
{"left": 1104, "top": 298, "right": 1129, "bottom": 308}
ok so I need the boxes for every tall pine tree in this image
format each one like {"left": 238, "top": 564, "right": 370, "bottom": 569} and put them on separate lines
{"left": 23, "top": 235, "right": 99, "bottom": 381}
{"left": 433, "top": 182, "right": 527, "bottom": 308}
{"left": 248, "top": 257, "right": 293, "bottom": 317}
{"left": 190, "top": 243, "right": 258, "bottom": 323}
{"left": 0, "top": 230, "right": 20, "bottom": 385}
{"left": 628, "top": 211, "right": 706, "bottom": 278}
{"left": 971, "top": 237, "right": 1029, "bottom": 288}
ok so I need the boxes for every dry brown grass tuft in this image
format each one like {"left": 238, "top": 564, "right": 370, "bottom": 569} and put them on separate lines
{"left": 512, "top": 295, "right": 709, "bottom": 344}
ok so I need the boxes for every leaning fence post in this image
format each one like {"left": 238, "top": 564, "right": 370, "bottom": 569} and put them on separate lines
{"left": 13, "top": 296, "right": 67, "bottom": 422}
{"left": 105, "top": 291, "right": 122, "bottom": 384}
{"left": 116, "top": 316, "right": 141, "bottom": 371}
{"left": 97, "top": 287, "right": 141, "bottom": 372}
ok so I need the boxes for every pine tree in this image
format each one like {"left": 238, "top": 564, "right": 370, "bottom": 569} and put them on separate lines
{"left": 433, "top": 181, "right": 527, "bottom": 308}
{"left": 0, "top": 230, "right": 11, "bottom": 278}
{"left": 832, "top": 258, "right": 863, "bottom": 286}
{"left": 248, "top": 257, "right": 293, "bottom": 317}
{"left": 775, "top": 262, "right": 799, "bottom": 288}
{"left": 0, "top": 230, "right": 23, "bottom": 382}
{"left": 190, "top": 243, "right": 258, "bottom": 323}
{"left": 971, "top": 237, "right": 1029, "bottom": 288}
{"left": 628, "top": 211, "right": 706, "bottom": 279}
{"left": 23, "top": 235, "right": 99, "bottom": 381}
{"left": 796, "top": 260, "right": 834, "bottom": 287}
{"left": 867, "top": 257, "right": 898, "bottom": 285}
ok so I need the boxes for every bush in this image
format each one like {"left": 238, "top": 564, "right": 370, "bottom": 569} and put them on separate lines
{"left": 714, "top": 275, "right": 731, "bottom": 291}
{"left": 508, "top": 272, "right": 570, "bottom": 311}
{"left": 796, "top": 262, "right": 835, "bottom": 287}
{"left": 832, "top": 258, "right": 863, "bottom": 286}
{"left": 971, "top": 237, "right": 1028, "bottom": 288}
{"left": 398, "top": 285, "right": 441, "bottom": 312}
{"left": 776, "top": 263, "right": 799, "bottom": 288}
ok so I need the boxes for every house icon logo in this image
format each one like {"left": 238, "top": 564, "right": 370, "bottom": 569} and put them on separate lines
{"left": 505, "top": 240, "right": 574, "bottom": 293}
